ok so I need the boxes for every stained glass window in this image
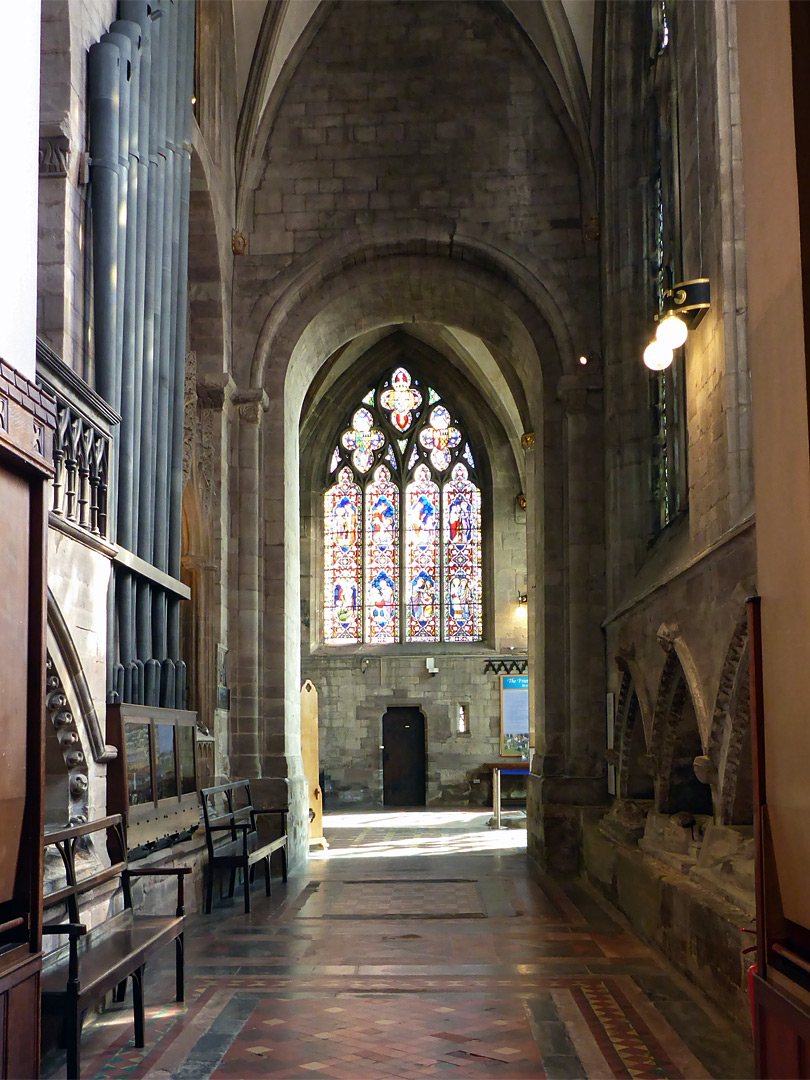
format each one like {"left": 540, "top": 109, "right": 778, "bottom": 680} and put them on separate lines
{"left": 365, "top": 466, "right": 399, "bottom": 643}
{"left": 405, "top": 465, "right": 439, "bottom": 641}
{"left": 324, "top": 367, "right": 482, "bottom": 645}
{"left": 324, "top": 468, "right": 362, "bottom": 643}
{"left": 443, "top": 464, "right": 482, "bottom": 641}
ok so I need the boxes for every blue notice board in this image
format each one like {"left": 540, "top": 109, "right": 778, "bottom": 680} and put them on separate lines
{"left": 500, "top": 674, "right": 530, "bottom": 756}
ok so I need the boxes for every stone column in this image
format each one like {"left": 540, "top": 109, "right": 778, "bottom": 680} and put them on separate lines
{"left": 528, "top": 371, "right": 607, "bottom": 873}
{"left": 229, "top": 389, "right": 268, "bottom": 778}
{"left": 560, "top": 372, "right": 607, "bottom": 789}
{"left": 522, "top": 431, "right": 539, "bottom": 754}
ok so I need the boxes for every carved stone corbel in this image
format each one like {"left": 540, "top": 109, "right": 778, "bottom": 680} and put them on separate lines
{"left": 656, "top": 621, "right": 680, "bottom": 651}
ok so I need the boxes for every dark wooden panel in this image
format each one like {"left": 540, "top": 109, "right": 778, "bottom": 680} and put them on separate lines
{"left": 755, "top": 973, "right": 810, "bottom": 1078}
{"left": 0, "top": 471, "right": 30, "bottom": 905}
{"left": 4, "top": 966, "right": 39, "bottom": 1080}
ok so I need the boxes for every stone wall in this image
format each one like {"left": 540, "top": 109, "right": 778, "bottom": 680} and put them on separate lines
{"left": 303, "top": 652, "right": 525, "bottom": 807}
{"left": 39, "top": 0, "right": 116, "bottom": 376}
{"left": 580, "top": 0, "right": 756, "bottom": 1010}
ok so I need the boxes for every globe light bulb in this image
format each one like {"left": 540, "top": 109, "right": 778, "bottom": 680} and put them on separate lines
{"left": 655, "top": 313, "right": 688, "bottom": 349}
{"left": 643, "top": 340, "right": 674, "bottom": 371}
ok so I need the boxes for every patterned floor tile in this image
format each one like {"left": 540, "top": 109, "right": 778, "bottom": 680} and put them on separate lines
{"left": 41, "top": 810, "right": 753, "bottom": 1080}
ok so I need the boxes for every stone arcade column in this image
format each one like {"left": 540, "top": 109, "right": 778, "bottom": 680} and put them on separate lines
{"left": 523, "top": 432, "right": 538, "bottom": 755}
{"left": 528, "top": 371, "right": 607, "bottom": 873}
{"left": 193, "top": 373, "right": 235, "bottom": 777}
{"left": 228, "top": 389, "right": 268, "bottom": 778}
{"left": 230, "top": 383, "right": 308, "bottom": 868}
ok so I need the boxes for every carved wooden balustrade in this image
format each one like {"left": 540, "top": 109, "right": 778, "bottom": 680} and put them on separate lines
{"left": 36, "top": 339, "right": 119, "bottom": 547}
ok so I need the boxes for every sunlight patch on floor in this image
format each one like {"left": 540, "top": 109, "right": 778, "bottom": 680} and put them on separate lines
{"left": 314, "top": 809, "right": 527, "bottom": 859}
{"left": 323, "top": 810, "right": 497, "bottom": 829}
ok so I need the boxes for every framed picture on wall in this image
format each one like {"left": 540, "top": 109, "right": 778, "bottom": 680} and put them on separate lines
{"left": 500, "top": 674, "right": 529, "bottom": 756}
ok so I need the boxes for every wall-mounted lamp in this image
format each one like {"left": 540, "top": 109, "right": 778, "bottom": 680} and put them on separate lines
{"left": 516, "top": 592, "right": 528, "bottom": 620}
{"left": 517, "top": 592, "right": 528, "bottom": 605}
{"left": 643, "top": 278, "right": 711, "bottom": 371}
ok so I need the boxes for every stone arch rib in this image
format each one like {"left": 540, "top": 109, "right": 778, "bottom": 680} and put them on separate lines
{"left": 48, "top": 590, "right": 117, "bottom": 765}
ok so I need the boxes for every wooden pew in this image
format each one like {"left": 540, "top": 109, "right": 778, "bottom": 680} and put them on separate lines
{"left": 200, "top": 780, "right": 288, "bottom": 914}
{"left": 42, "top": 815, "right": 190, "bottom": 1080}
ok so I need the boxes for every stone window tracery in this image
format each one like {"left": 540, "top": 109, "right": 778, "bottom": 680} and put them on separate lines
{"left": 324, "top": 367, "right": 482, "bottom": 645}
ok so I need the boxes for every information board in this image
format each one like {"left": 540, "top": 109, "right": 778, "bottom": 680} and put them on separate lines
{"left": 500, "top": 674, "right": 530, "bottom": 756}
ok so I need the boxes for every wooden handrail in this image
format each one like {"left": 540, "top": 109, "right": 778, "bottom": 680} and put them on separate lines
{"left": 44, "top": 814, "right": 122, "bottom": 845}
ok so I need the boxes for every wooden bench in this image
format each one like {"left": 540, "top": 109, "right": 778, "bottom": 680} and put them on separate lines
{"left": 42, "top": 815, "right": 190, "bottom": 1080}
{"left": 200, "top": 780, "right": 288, "bottom": 914}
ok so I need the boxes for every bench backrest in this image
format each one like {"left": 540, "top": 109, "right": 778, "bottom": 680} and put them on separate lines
{"left": 43, "top": 815, "right": 130, "bottom": 926}
{"left": 200, "top": 780, "right": 257, "bottom": 857}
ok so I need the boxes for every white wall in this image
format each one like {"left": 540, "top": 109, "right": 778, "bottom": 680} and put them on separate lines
{"left": 0, "top": 1, "right": 41, "bottom": 378}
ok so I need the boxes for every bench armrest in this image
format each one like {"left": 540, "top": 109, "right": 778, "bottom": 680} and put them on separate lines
{"left": 43, "top": 922, "right": 87, "bottom": 937}
{"left": 43, "top": 922, "right": 87, "bottom": 985}
{"left": 126, "top": 867, "right": 192, "bottom": 876}
{"left": 124, "top": 867, "right": 191, "bottom": 916}
{"left": 253, "top": 808, "right": 287, "bottom": 816}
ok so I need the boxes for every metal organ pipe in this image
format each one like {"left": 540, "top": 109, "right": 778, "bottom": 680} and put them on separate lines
{"left": 102, "top": 26, "right": 136, "bottom": 695}
{"left": 90, "top": 1, "right": 194, "bottom": 707}
{"left": 87, "top": 42, "right": 121, "bottom": 416}
{"left": 152, "top": 0, "right": 178, "bottom": 690}
{"left": 168, "top": 0, "right": 193, "bottom": 683}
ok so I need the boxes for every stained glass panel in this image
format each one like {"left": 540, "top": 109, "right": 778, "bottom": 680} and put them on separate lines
{"left": 324, "top": 467, "right": 362, "bottom": 643}
{"left": 385, "top": 444, "right": 397, "bottom": 468}
{"left": 428, "top": 387, "right": 441, "bottom": 405}
{"left": 365, "top": 465, "right": 399, "bottom": 643}
{"left": 342, "top": 407, "right": 384, "bottom": 474}
{"left": 443, "top": 463, "right": 482, "bottom": 641}
{"left": 329, "top": 447, "right": 340, "bottom": 473}
{"left": 379, "top": 367, "right": 422, "bottom": 432}
{"left": 407, "top": 446, "right": 419, "bottom": 471}
{"left": 463, "top": 443, "right": 475, "bottom": 469}
{"left": 405, "top": 464, "right": 439, "bottom": 642}
{"left": 419, "top": 405, "right": 462, "bottom": 472}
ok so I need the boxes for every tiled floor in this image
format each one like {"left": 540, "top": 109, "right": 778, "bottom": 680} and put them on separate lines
{"left": 43, "top": 810, "right": 753, "bottom": 1079}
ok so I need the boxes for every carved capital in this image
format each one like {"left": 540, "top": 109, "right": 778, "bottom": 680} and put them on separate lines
{"left": 239, "top": 401, "right": 263, "bottom": 425}
{"left": 197, "top": 373, "right": 235, "bottom": 411}
{"left": 39, "top": 133, "right": 70, "bottom": 178}
{"left": 235, "top": 388, "right": 269, "bottom": 426}
{"left": 521, "top": 432, "right": 535, "bottom": 450}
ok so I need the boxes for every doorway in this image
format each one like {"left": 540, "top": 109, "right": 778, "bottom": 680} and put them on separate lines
{"left": 382, "top": 707, "right": 426, "bottom": 806}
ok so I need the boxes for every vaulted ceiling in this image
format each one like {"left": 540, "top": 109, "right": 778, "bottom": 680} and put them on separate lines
{"left": 229, "top": 0, "right": 596, "bottom": 219}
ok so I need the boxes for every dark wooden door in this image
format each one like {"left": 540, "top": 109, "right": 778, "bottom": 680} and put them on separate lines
{"left": 382, "top": 708, "right": 426, "bottom": 806}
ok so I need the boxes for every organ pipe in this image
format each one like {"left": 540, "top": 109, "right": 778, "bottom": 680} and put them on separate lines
{"left": 90, "top": 0, "right": 194, "bottom": 707}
